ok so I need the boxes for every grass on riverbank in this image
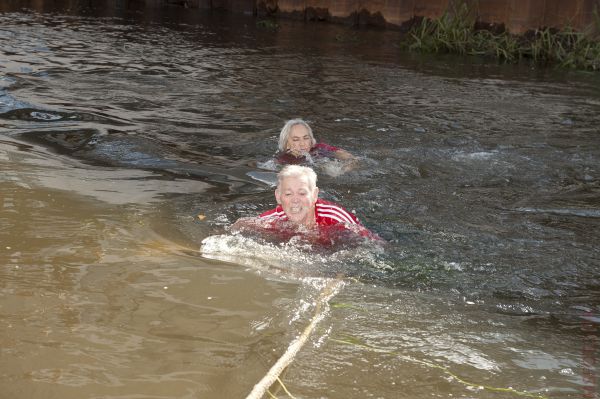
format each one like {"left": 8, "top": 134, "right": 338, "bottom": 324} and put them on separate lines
{"left": 402, "top": 3, "right": 600, "bottom": 71}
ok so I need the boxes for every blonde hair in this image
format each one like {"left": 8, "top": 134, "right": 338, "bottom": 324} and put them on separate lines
{"left": 277, "top": 165, "right": 317, "bottom": 190}
{"left": 277, "top": 118, "right": 316, "bottom": 152}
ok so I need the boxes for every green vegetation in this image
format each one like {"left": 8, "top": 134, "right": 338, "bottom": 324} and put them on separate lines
{"left": 402, "top": 2, "right": 600, "bottom": 70}
{"left": 256, "top": 19, "right": 279, "bottom": 30}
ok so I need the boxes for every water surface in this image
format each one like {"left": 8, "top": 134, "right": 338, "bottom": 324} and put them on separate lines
{"left": 1, "top": 2, "right": 599, "bottom": 398}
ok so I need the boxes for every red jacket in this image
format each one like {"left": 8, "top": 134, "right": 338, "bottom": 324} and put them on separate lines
{"left": 259, "top": 198, "right": 360, "bottom": 226}
{"left": 256, "top": 199, "right": 380, "bottom": 244}
{"left": 275, "top": 142, "right": 340, "bottom": 165}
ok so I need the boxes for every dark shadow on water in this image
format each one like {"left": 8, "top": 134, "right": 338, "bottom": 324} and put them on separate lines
{"left": 13, "top": 126, "right": 271, "bottom": 196}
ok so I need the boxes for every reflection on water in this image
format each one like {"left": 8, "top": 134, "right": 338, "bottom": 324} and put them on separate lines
{"left": 1, "top": 1, "right": 599, "bottom": 398}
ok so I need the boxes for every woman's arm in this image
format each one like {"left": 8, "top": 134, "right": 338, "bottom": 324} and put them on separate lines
{"left": 333, "top": 149, "right": 353, "bottom": 161}
{"left": 333, "top": 149, "right": 360, "bottom": 173}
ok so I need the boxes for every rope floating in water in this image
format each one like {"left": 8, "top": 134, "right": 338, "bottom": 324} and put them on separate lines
{"left": 246, "top": 278, "right": 345, "bottom": 399}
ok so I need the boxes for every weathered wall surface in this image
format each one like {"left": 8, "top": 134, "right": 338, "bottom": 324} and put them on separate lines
{"left": 142, "top": 0, "right": 600, "bottom": 33}
{"left": 264, "top": 0, "right": 600, "bottom": 33}
{"left": 5, "top": 0, "right": 599, "bottom": 33}
{"left": 473, "top": 0, "right": 600, "bottom": 33}
{"left": 170, "top": 0, "right": 600, "bottom": 34}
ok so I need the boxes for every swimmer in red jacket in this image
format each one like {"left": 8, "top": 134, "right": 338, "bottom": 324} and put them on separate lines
{"left": 232, "top": 165, "right": 380, "bottom": 245}
{"left": 275, "top": 118, "right": 353, "bottom": 165}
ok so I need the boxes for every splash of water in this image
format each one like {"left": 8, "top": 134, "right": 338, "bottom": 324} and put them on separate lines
{"left": 200, "top": 231, "right": 389, "bottom": 280}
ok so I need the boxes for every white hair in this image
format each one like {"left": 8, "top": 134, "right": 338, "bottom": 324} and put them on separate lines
{"left": 277, "top": 165, "right": 317, "bottom": 190}
{"left": 277, "top": 118, "right": 316, "bottom": 152}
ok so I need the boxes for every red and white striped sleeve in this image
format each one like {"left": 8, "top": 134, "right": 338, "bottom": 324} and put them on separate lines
{"left": 259, "top": 205, "right": 287, "bottom": 220}
{"left": 315, "top": 200, "right": 360, "bottom": 225}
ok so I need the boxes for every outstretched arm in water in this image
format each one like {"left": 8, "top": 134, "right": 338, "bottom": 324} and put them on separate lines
{"left": 333, "top": 148, "right": 353, "bottom": 161}
{"left": 333, "top": 148, "right": 361, "bottom": 173}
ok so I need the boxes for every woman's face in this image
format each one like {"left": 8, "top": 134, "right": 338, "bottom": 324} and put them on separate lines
{"left": 275, "top": 175, "right": 318, "bottom": 226}
{"left": 286, "top": 124, "right": 313, "bottom": 156}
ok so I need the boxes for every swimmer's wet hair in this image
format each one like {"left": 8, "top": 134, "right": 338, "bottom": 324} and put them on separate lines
{"left": 278, "top": 118, "right": 316, "bottom": 152}
{"left": 277, "top": 165, "right": 317, "bottom": 189}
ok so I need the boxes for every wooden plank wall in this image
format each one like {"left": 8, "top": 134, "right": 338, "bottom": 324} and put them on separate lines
{"left": 263, "top": 0, "right": 600, "bottom": 33}
{"left": 5, "top": 0, "right": 598, "bottom": 32}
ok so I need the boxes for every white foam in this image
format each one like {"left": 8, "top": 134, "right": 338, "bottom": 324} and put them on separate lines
{"left": 256, "top": 159, "right": 279, "bottom": 171}
{"left": 200, "top": 232, "right": 388, "bottom": 279}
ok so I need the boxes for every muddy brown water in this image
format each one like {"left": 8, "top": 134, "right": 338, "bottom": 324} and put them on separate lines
{"left": 1, "top": 2, "right": 599, "bottom": 398}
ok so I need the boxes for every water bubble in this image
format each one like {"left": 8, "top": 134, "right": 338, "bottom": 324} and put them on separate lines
{"left": 559, "top": 368, "right": 574, "bottom": 376}
{"left": 30, "top": 111, "right": 62, "bottom": 121}
{"left": 560, "top": 118, "right": 574, "bottom": 126}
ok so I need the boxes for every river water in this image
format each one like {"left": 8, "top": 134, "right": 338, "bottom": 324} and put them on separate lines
{"left": 1, "top": 2, "right": 599, "bottom": 398}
